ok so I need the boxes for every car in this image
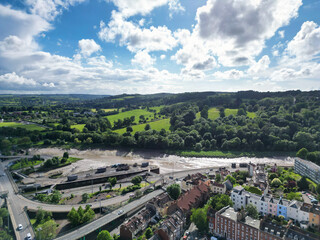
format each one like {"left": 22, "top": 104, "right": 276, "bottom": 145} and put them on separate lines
{"left": 18, "top": 224, "right": 23, "bottom": 230}
{"left": 118, "top": 210, "right": 124, "bottom": 215}
{"left": 26, "top": 233, "right": 32, "bottom": 240}
{"left": 129, "top": 193, "right": 135, "bottom": 198}
{"left": 185, "top": 231, "right": 190, "bottom": 236}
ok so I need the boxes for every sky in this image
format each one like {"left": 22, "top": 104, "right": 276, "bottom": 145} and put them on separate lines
{"left": 0, "top": 0, "right": 319, "bottom": 95}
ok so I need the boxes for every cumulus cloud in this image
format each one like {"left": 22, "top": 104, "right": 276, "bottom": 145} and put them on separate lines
{"left": 278, "top": 30, "right": 285, "bottom": 38}
{"left": 131, "top": 50, "right": 156, "bottom": 68}
{"left": 0, "top": 4, "right": 51, "bottom": 42}
{"left": 78, "top": 39, "right": 101, "bottom": 57}
{"left": 26, "top": 0, "right": 86, "bottom": 21}
{"left": 173, "top": 0, "right": 302, "bottom": 70}
{"left": 248, "top": 55, "right": 270, "bottom": 75}
{"left": 99, "top": 11, "right": 177, "bottom": 53}
{"left": 160, "top": 54, "right": 166, "bottom": 60}
{"left": 213, "top": 69, "right": 244, "bottom": 80}
{"left": 286, "top": 21, "right": 320, "bottom": 60}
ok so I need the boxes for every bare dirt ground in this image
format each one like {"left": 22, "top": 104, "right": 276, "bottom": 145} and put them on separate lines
{"left": 30, "top": 148, "right": 294, "bottom": 174}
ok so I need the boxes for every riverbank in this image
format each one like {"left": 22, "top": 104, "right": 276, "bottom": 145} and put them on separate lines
{"left": 29, "top": 147, "right": 294, "bottom": 174}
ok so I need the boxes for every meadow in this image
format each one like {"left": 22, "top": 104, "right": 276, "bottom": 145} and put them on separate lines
{"left": 114, "top": 118, "right": 170, "bottom": 134}
{"left": 0, "top": 122, "right": 45, "bottom": 131}
{"left": 71, "top": 124, "right": 86, "bottom": 131}
{"left": 105, "top": 109, "right": 160, "bottom": 125}
{"left": 196, "top": 107, "right": 256, "bottom": 120}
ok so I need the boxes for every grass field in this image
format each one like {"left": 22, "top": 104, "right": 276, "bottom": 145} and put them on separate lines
{"left": 0, "top": 122, "right": 45, "bottom": 131}
{"left": 114, "top": 118, "right": 171, "bottom": 134}
{"left": 149, "top": 106, "right": 164, "bottom": 113}
{"left": 10, "top": 160, "right": 43, "bottom": 170}
{"left": 105, "top": 109, "right": 157, "bottom": 125}
{"left": 196, "top": 108, "right": 256, "bottom": 120}
{"left": 173, "top": 150, "right": 296, "bottom": 158}
{"left": 71, "top": 124, "right": 86, "bottom": 131}
{"left": 91, "top": 108, "right": 118, "bottom": 112}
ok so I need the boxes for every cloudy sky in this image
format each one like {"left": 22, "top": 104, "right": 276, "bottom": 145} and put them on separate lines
{"left": 0, "top": 0, "right": 319, "bottom": 94}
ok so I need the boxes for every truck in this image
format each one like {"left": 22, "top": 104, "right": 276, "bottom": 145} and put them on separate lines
{"left": 67, "top": 175, "right": 78, "bottom": 181}
{"left": 141, "top": 162, "right": 149, "bottom": 168}
{"left": 96, "top": 167, "right": 107, "bottom": 173}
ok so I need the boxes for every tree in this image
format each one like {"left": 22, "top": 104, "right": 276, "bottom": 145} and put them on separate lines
{"left": 167, "top": 184, "right": 181, "bottom": 200}
{"left": 297, "top": 148, "right": 308, "bottom": 159}
{"left": 190, "top": 208, "right": 208, "bottom": 232}
{"left": 0, "top": 208, "right": 8, "bottom": 218}
{"left": 200, "top": 105, "right": 209, "bottom": 119}
{"left": 97, "top": 230, "right": 113, "bottom": 240}
{"left": 225, "top": 175, "right": 236, "bottom": 185}
{"left": 108, "top": 177, "right": 117, "bottom": 189}
{"left": 144, "top": 124, "right": 151, "bottom": 131}
{"left": 219, "top": 107, "right": 225, "bottom": 118}
{"left": 63, "top": 152, "right": 69, "bottom": 159}
{"left": 215, "top": 173, "right": 221, "bottom": 183}
{"left": 36, "top": 219, "right": 57, "bottom": 240}
{"left": 297, "top": 176, "right": 309, "bottom": 191}
{"left": 131, "top": 176, "right": 143, "bottom": 185}
{"left": 316, "top": 184, "right": 320, "bottom": 195}
{"left": 82, "top": 193, "right": 89, "bottom": 203}
{"left": 271, "top": 178, "right": 282, "bottom": 188}
{"left": 67, "top": 207, "right": 80, "bottom": 226}
{"left": 36, "top": 208, "right": 52, "bottom": 224}
{"left": 210, "top": 194, "right": 233, "bottom": 211}
{"left": 246, "top": 204, "right": 259, "bottom": 219}
{"left": 145, "top": 227, "right": 153, "bottom": 239}
{"left": 268, "top": 173, "right": 278, "bottom": 181}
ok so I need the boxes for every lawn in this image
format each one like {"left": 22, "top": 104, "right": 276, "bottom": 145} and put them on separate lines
{"left": 0, "top": 122, "right": 45, "bottom": 131}
{"left": 71, "top": 124, "right": 86, "bottom": 131}
{"left": 105, "top": 109, "right": 158, "bottom": 126}
{"left": 114, "top": 118, "right": 171, "bottom": 134}
{"left": 149, "top": 106, "right": 164, "bottom": 113}
{"left": 10, "top": 160, "right": 43, "bottom": 170}
{"left": 196, "top": 108, "right": 256, "bottom": 120}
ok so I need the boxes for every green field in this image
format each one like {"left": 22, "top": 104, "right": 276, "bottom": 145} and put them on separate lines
{"left": 10, "top": 160, "right": 43, "bottom": 170}
{"left": 149, "top": 106, "right": 164, "bottom": 113}
{"left": 71, "top": 124, "right": 86, "bottom": 131}
{"left": 105, "top": 109, "right": 158, "bottom": 125}
{"left": 0, "top": 122, "right": 45, "bottom": 131}
{"left": 114, "top": 118, "right": 170, "bottom": 134}
{"left": 196, "top": 108, "right": 256, "bottom": 120}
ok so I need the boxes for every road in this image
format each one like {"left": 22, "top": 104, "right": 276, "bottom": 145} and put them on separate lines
{"left": 55, "top": 189, "right": 164, "bottom": 240}
{"left": 0, "top": 164, "right": 35, "bottom": 240}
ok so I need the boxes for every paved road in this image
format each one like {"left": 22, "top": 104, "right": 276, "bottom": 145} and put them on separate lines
{"left": 0, "top": 164, "right": 35, "bottom": 240}
{"left": 55, "top": 189, "right": 164, "bottom": 240}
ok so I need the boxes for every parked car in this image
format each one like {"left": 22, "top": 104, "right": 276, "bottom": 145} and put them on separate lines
{"left": 26, "top": 233, "right": 32, "bottom": 240}
{"left": 118, "top": 210, "right": 124, "bottom": 215}
{"left": 18, "top": 224, "right": 23, "bottom": 230}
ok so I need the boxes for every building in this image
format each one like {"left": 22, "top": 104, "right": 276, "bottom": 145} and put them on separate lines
{"left": 147, "top": 192, "right": 173, "bottom": 216}
{"left": 207, "top": 207, "right": 217, "bottom": 234}
{"left": 156, "top": 210, "right": 185, "bottom": 240}
{"left": 285, "top": 225, "right": 319, "bottom": 240}
{"left": 215, "top": 206, "right": 260, "bottom": 240}
{"left": 301, "top": 203, "right": 320, "bottom": 230}
{"left": 231, "top": 186, "right": 248, "bottom": 210}
{"left": 294, "top": 158, "right": 320, "bottom": 184}
{"left": 211, "top": 181, "right": 226, "bottom": 194}
{"left": 120, "top": 208, "right": 156, "bottom": 240}
{"left": 167, "top": 180, "right": 211, "bottom": 217}
{"left": 277, "top": 197, "right": 288, "bottom": 219}
{"left": 259, "top": 219, "right": 286, "bottom": 240}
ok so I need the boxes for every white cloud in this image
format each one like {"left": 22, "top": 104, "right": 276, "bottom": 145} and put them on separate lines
{"left": 168, "top": 0, "right": 185, "bottom": 17}
{"left": 131, "top": 50, "right": 156, "bottom": 68}
{"left": 173, "top": 0, "right": 302, "bottom": 70}
{"left": 213, "top": 69, "right": 244, "bottom": 80}
{"left": 42, "top": 82, "right": 55, "bottom": 87}
{"left": 278, "top": 30, "right": 285, "bottom": 38}
{"left": 160, "top": 54, "right": 166, "bottom": 60}
{"left": 139, "top": 18, "right": 145, "bottom": 26}
{"left": 107, "top": 0, "right": 168, "bottom": 18}
{"left": 26, "top": 0, "right": 86, "bottom": 21}
{"left": 0, "top": 4, "right": 51, "bottom": 43}
{"left": 78, "top": 39, "right": 101, "bottom": 57}
{"left": 286, "top": 21, "right": 320, "bottom": 60}
{"left": 248, "top": 55, "right": 270, "bottom": 75}
{"left": 0, "top": 72, "right": 36, "bottom": 86}
{"left": 99, "top": 12, "right": 177, "bottom": 53}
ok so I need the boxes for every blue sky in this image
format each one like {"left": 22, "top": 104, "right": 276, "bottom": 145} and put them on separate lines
{"left": 0, "top": 0, "right": 319, "bottom": 94}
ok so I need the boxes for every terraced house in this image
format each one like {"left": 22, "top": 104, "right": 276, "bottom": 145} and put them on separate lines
{"left": 231, "top": 187, "right": 320, "bottom": 230}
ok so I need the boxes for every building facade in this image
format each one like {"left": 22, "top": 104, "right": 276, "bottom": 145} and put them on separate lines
{"left": 294, "top": 158, "right": 320, "bottom": 184}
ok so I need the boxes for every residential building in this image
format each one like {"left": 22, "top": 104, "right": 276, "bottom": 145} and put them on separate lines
{"left": 156, "top": 210, "right": 185, "bottom": 240}
{"left": 223, "top": 179, "right": 233, "bottom": 191}
{"left": 259, "top": 219, "right": 286, "bottom": 240}
{"left": 231, "top": 186, "right": 248, "bottom": 210}
{"left": 268, "top": 197, "right": 278, "bottom": 216}
{"left": 215, "top": 206, "right": 260, "bottom": 240}
{"left": 167, "top": 180, "right": 211, "bottom": 217}
{"left": 120, "top": 208, "right": 156, "bottom": 240}
{"left": 147, "top": 192, "right": 172, "bottom": 216}
{"left": 207, "top": 207, "right": 217, "bottom": 234}
{"left": 277, "top": 197, "right": 288, "bottom": 219}
{"left": 211, "top": 181, "right": 226, "bottom": 194}
{"left": 301, "top": 203, "right": 320, "bottom": 230}
{"left": 294, "top": 158, "right": 320, "bottom": 184}
{"left": 285, "top": 225, "right": 319, "bottom": 240}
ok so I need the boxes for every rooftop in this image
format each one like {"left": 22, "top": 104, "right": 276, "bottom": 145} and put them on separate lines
{"left": 220, "top": 206, "right": 238, "bottom": 221}
{"left": 295, "top": 158, "right": 320, "bottom": 171}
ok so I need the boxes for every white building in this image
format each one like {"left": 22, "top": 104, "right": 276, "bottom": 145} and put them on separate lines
{"left": 294, "top": 158, "right": 320, "bottom": 184}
